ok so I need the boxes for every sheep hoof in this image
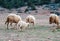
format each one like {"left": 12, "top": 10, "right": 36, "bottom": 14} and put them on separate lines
{"left": 7, "top": 28, "right": 9, "bottom": 30}
{"left": 56, "top": 27, "right": 60, "bottom": 29}
{"left": 18, "top": 30, "right": 23, "bottom": 32}
{"left": 20, "top": 30, "right": 23, "bottom": 32}
{"left": 52, "top": 30, "right": 55, "bottom": 32}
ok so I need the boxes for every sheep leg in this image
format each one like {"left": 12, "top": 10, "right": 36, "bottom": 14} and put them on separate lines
{"left": 5, "top": 22, "right": 7, "bottom": 24}
{"left": 10, "top": 23, "right": 12, "bottom": 26}
{"left": 20, "top": 27, "right": 23, "bottom": 31}
{"left": 49, "top": 17, "right": 51, "bottom": 24}
{"left": 14, "top": 23, "right": 17, "bottom": 29}
{"left": 32, "top": 22, "right": 34, "bottom": 26}
{"left": 7, "top": 22, "right": 9, "bottom": 29}
{"left": 56, "top": 24, "right": 60, "bottom": 29}
{"left": 5, "top": 21, "right": 7, "bottom": 24}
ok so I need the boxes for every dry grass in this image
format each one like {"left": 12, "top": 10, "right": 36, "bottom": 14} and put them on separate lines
{"left": 0, "top": 7, "right": 60, "bottom": 41}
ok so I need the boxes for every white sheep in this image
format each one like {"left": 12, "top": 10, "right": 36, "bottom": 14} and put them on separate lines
{"left": 5, "top": 14, "right": 22, "bottom": 29}
{"left": 25, "top": 15, "right": 35, "bottom": 26}
{"left": 49, "top": 14, "right": 59, "bottom": 29}
{"left": 17, "top": 21, "right": 29, "bottom": 31}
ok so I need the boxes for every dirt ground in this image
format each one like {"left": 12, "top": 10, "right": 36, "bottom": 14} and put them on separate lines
{"left": 0, "top": 7, "right": 60, "bottom": 41}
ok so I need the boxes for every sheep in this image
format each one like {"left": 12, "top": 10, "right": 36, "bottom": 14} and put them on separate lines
{"left": 25, "top": 15, "right": 35, "bottom": 26}
{"left": 5, "top": 14, "right": 22, "bottom": 29}
{"left": 49, "top": 14, "right": 59, "bottom": 29}
{"left": 17, "top": 21, "right": 29, "bottom": 31}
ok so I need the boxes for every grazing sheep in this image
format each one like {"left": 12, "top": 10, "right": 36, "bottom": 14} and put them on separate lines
{"left": 5, "top": 14, "right": 22, "bottom": 29}
{"left": 17, "top": 21, "right": 29, "bottom": 31}
{"left": 49, "top": 14, "right": 59, "bottom": 28}
{"left": 26, "top": 15, "right": 35, "bottom": 26}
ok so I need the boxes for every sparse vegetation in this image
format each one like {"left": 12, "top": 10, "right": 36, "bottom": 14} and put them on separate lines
{"left": 0, "top": 0, "right": 60, "bottom": 9}
{"left": 0, "top": 0, "right": 60, "bottom": 41}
